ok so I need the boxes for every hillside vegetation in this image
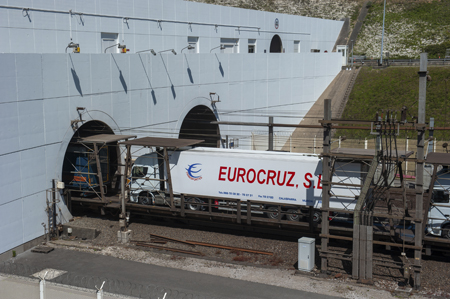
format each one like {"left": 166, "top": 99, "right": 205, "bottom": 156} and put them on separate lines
{"left": 336, "top": 66, "right": 450, "bottom": 140}
{"left": 187, "top": 0, "right": 361, "bottom": 21}
{"left": 356, "top": 0, "right": 450, "bottom": 59}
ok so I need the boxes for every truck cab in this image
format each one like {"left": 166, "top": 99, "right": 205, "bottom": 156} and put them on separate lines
{"left": 129, "top": 153, "right": 160, "bottom": 204}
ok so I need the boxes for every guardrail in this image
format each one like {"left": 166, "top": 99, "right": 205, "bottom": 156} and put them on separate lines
{"left": 348, "top": 58, "right": 450, "bottom": 66}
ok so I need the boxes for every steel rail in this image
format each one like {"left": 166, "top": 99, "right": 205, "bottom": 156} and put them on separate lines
{"left": 149, "top": 233, "right": 195, "bottom": 247}
{"left": 186, "top": 240, "right": 273, "bottom": 255}
{"left": 132, "top": 242, "right": 202, "bottom": 256}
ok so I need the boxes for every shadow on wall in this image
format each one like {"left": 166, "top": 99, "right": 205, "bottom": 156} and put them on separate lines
{"left": 159, "top": 54, "right": 176, "bottom": 99}
{"left": 69, "top": 55, "right": 83, "bottom": 96}
{"left": 184, "top": 55, "right": 194, "bottom": 84}
{"left": 215, "top": 54, "right": 224, "bottom": 77}
{"left": 111, "top": 55, "right": 128, "bottom": 93}
{"left": 138, "top": 54, "right": 157, "bottom": 105}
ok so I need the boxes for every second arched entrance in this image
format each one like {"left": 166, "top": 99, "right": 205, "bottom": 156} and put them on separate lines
{"left": 270, "top": 35, "right": 283, "bottom": 53}
{"left": 179, "top": 105, "right": 220, "bottom": 147}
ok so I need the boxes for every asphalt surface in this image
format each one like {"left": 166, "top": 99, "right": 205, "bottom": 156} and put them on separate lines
{"left": 10, "top": 248, "right": 343, "bottom": 299}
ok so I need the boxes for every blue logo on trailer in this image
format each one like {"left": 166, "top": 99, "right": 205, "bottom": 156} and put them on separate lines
{"left": 186, "top": 163, "right": 202, "bottom": 181}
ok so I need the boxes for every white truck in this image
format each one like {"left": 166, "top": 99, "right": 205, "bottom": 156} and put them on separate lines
{"left": 129, "top": 147, "right": 361, "bottom": 222}
{"left": 426, "top": 166, "right": 450, "bottom": 238}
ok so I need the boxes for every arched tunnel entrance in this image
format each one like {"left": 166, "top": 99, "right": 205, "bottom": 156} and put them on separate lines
{"left": 179, "top": 105, "right": 220, "bottom": 147}
{"left": 270, "top": 35, "right": 283, "bottom": 53}
{"left": 62, "top": 121, "right": 119, "bottom": 196}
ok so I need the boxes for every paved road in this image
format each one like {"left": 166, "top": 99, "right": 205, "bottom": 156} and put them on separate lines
{"left": 9, "top": 248, "right": 342, "bottom": 299}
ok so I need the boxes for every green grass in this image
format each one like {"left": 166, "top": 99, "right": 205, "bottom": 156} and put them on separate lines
{"left": 357, "top": 0, "right": 450, "bottom": 58}
{"left": 336, "top": 66, "right": 450, "bottom": 140}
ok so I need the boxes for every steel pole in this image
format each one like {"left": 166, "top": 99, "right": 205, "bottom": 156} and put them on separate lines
{"left": 414, "top": 52, "right": 428, "bottom": 290}
{"left": 269, "top": 117, "right": 274, "bottom": 151}
{"left": 321, "top": 99, "right": 331, "bottom": 272}
{"left": 351, "top": 40, "right": 354, "bottom": 68}
{"left": 380, "top": 0, "right": 386, "bottom": 65}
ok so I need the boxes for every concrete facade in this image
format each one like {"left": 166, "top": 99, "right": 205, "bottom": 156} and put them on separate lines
{"left": 0, "top": 0, "right": 344, "bottom": 255}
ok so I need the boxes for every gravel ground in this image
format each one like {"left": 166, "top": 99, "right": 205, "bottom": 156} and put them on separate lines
{"left": 54, "top": 215, "right": 450, "bottom": 298}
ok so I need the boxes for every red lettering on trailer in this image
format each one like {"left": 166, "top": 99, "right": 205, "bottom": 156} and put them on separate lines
{"left": 303, "top": 172, "right": 312, "bottom": 188}
{"left": 257, "top": 169, "right": 266, "bottom": 184}
{"left": 227, "top": 167, "right": 237, "bottom": 182}
{"left": 266, "top": 170, "right": 276, "bottom": 185}
{"left": 247, "top": 168, "right": 256, "bottom": 183}
{"left": 317, "top": 174, "right": 323, "bottom": 189}
{"left": 277, "top": 171, "right": 286, "bottom": 186}
{"left": 218, "top": 166, "right": 227, "bottom": 181}
{"left": 286, "top": 171, "right": 295, "bottom": 187}
{"left": 236, "top": 168, "right": 246, "bottom": 182}
{"left": 217, "top": 167, "right": 298, "bottom": 188}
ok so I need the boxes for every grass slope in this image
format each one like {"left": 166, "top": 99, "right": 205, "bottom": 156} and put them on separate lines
{"left": 357, "top": 0, "right": 450, "bottom": 58}
{"left": 337, "top": 66, "right": 450, "bottom": 140}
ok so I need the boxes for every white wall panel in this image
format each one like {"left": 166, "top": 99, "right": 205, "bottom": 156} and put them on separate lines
{"left": 20, "top": 146, "right": 46, "bottom": 196}
{"left": 16, "top": 54, "right": 42, "bottom": 100}
{"left": 0, "top": 54, "right": 17, "bottom": 103}
{"left": 90, "top": 93, "right": 112, "bottom": 119}
{"left": 8, "top": 28, "right": 35, "bottom": 53}
{"left": 162, "top": 35, "right": 176, "bottom": 53}
{"left": 53, "top": 0, "right": 72, "bottom": 12}
{"left": 0, "top": 28, "right": 10, "bottom": 53}
{"left": 42, "top": 54, "right": 68, "bottom": 98}
{"left": 0, "top": 153, "right": 22, "bottom": 205}
{"left": 227, "top": 54, "right": 243, "bottom": 84}
{"left": 129, "top": 90, "right": 149, "bottom": 130}
{"left": 98, "top": 16, "right": 120, "bottom": 35}
{"left": 0, "top": 7, "right": 8, "bottom": 27}
{"left": 18, "top": 100, "right": 45, "bottom": 150}
{"left": 43, "top": 97, "right": 70, "bottom": 145}
{"left": 32, "top": 10, "right": 56, "bottom": 30}
{"left": 90, "top": 54, "right": 111, "bottom": 94}
{"left": 98, "top": 0, "right": 118, "bottom": 16}
{"left": 34, "top": 29, "right": 57, "bottom": 54}
{"left": 0, "top": 199, "right": 23, "bottom": 254}
{"left": 75, "top": 0, "right": 97, "bottom": 14}
{"left": 77, "top": 31, "right": 100, "bottom": 54}
{"left": 0, "top": 103, "right": 19, "bottom": 155}
{"left": 117, "top": 0, "right": 134, "bottom": 18}
{"left": 22, "top": 192, "right": 47, "bottom": 242}
{"left": 199, "top": 54, "right": 217, "bottom": 85}
{"left": 111, "top": 92, "right": 131, "bottom": 131}
{"left": 133, "top": 0, "right": 149, "bottom": 19}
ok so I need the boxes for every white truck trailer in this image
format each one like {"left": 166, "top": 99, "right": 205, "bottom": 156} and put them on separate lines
{"left": 129, "top": 147, "right": 361, "bottom": 222}
{"left": 426, "top": 166, "right": 450, "bottom": 238}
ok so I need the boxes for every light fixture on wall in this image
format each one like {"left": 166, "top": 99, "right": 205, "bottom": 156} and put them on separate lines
{"left": 136, "top": 48, "right": 157, "bottom": 55}
{"left": 66, "top": 42, "right": 80, "bottom": 53}
{"left": 210, "top": 45, "right": 225, "bottom": 53}
{"left": 181, "top": 45, "right": 195, "bottom": 53}
{"left": 158, "top": 49, "right": 177, "bottom": 55}
{"left": 209, "top": 92, "right": 220, "bottom": 104}
{"left": 104, "top": 43, "right": 128, "bottom": 53}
